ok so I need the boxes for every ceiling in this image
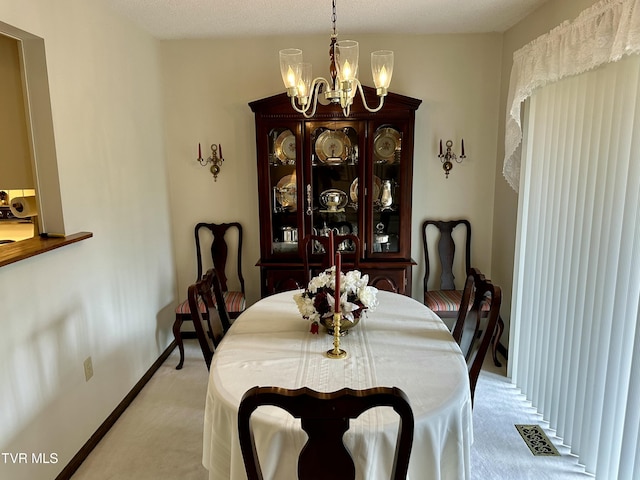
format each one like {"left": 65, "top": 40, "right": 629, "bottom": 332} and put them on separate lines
{"left": 104, "top": 0, "right": 550, "bottom": 40}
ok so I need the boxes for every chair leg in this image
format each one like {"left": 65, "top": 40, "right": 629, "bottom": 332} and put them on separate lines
{"left": 492, "top": 316, "right": 505, "bottom": 368}
{"left": 173, "top": 317, "right": 185, "bottom": 370}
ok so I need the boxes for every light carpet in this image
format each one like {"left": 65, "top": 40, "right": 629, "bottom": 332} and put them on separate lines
{"left": 71, "top": 342, "right": 209, "bottom": 480}
{"left": 71, "top": 341, "right": 592, "bottom": 479}
{"left": 471, "top": 366, "right": 590, "bottom": 479}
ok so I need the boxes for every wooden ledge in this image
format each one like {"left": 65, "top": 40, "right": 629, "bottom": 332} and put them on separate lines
{"left": 0, "top": 231, "right": 93, "bottom": 268}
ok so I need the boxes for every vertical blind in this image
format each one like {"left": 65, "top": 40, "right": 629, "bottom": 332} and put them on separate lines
{"left": 511, "top": 53, "right": 640, "bottom": 478}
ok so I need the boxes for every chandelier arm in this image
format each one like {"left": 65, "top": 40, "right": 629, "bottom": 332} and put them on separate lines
{"left": 354, "top": 80, "right": 386, "bottom": 113}
{"left": 310, "top": 77, "right": 331, "bottom": 98}
{"left": 300, "top": 94, "right": 319, "bottom": 119}
{"left": 289, "top": 96, "right": 312, "bottom": 115}
{"left": 289, "top": 79, "right": 322, "bottom": 115}
{"left": 291, "top": 77, "right": 332, "bottom": 118}
{"left": 304, "top": 78, "right": 330, "bottom": 117}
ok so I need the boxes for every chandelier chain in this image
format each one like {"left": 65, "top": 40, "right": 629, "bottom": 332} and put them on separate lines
{"left": 331, "top": 0, "right": 337, "bottom": 37}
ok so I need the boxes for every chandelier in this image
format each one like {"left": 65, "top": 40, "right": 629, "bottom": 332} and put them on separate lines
{"left": 278, "top": 0, "right": 394, "bottom": 118}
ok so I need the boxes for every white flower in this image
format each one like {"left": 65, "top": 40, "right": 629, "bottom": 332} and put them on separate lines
{"left": 308, "top": 270, "right": 331, "bottom": 293}
{"left": 358, "top": 285, "right": 379, "bottom": 310}
{"left": 324, "top": 291, "right": 361, "bottom": 322}
{"left": 294, "top": 292, "right": 320, "bottom": 322}
{"left": 343, "top": 270, "right": 358, "bottom": 295}
{"left": 294, "top": 268, "right": 378, "bottom": 329}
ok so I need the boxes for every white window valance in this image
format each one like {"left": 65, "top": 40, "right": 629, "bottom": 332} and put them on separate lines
{"left": 503, "top": 0, "right": 640, "bottom": 192}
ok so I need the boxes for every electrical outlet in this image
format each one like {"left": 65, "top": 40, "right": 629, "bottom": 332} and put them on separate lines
{"left": 83, "top": 356, "right": 93, "bottom": 382}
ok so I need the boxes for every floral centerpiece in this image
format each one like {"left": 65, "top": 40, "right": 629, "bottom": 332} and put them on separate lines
{"left": 294, "top": 267, "right": 379, "bottom": 334}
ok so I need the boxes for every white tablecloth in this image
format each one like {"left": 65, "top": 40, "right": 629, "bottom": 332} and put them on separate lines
{"left": 203, "top": 290, "right": 472, "bottom": 480}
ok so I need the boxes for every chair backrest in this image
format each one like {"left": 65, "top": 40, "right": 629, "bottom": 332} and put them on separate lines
{"left": 188, "top": 268, "right": 229, "bottom": 369}
{"left": 195, "top": 222, "right": 245, "bottom": 294}
{"left": 302, "top": 234, "right": 361, "bottom": 283}
{"left": 238, "top": 386, "right": 414, "bottom": 480}
{"left": 451, "top": 268, "right": 501, "bottom": 405}
{"left": 422, "top": 219, "right": 471, "bottom": 293}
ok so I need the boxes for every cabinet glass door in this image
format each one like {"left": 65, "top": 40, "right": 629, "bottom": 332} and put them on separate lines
{"left": 307, "top": 123, "right": 362, "bottom": 255}
{"left": 370, "top": 125, "right": 403, "bottom": 254}
{"left": 267, "top": 126, "right": 300, "bottom": 256}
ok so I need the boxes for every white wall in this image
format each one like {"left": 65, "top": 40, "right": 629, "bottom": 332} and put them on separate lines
{"left": 161, "top": 33, "right": 503, "bottom": 305}
{"left": 492, "top": 0, "right": 599, "bottom": 348}
{"left": 0, "top": 1, "right": 174, "bottom": 479}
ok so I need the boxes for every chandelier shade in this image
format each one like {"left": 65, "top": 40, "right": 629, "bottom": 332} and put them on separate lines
{"left": 335, "top": 40, "right": 359, "bottom": 83}
{"left": 296, "top": 63, "right": 313, "bottom": 102}
{"left": 279, "top": 48, "right": 303, "bottom": 91}
{"left": 371, "top": 50, "right": 394, "bottom": 93}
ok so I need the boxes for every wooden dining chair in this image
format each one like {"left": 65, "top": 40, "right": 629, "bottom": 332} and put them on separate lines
{"left": 422, "top": 219, "right": 504, "bottom": 367}
{"left": 302, "top": 233, "right": 361, "bottom": 283}
{"left": 187, "top": 268, "right": 230, "bottom": 370}
{"left": 173, "top": 222, "right": 245, "bottom": 369}
{"left": 451, "top": 268, "right": 501, "bottom": 406}
{"left": 238, "top": 386, "right": 414, "bottom": 480}
{"left": 422, "top": 219, "right": 471, "bottom": 320}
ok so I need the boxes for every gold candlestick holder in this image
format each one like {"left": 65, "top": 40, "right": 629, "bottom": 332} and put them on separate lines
{"left": 326, "top": 312, "right": 347, "bottom": 359}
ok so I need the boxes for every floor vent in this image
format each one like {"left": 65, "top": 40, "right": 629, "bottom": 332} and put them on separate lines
{"left": 515, "top": 424, "right": 561, "bottom": 456}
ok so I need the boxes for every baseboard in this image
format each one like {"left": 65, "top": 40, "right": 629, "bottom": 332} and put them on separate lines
{"left": 55, "top": 340, "right": 177, "bottom": 480}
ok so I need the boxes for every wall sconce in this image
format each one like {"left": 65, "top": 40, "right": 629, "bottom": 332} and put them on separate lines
{"left": 197, "top": 143, "right": 225, "bottom": 181}
{"left": 438, "top": 139, "right": 466, "bottom": 178}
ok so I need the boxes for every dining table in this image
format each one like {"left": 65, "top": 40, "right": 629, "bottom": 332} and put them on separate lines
{"left": 202, "top": 289, "right": 473, "bottom": 480}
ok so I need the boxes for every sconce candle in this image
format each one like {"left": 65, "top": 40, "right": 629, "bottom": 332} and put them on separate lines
{"left": 198, "top": 143, "right": 202, "bottom": 159}
{"left": 461, "top": 139, "right": 465, "bottom": 157}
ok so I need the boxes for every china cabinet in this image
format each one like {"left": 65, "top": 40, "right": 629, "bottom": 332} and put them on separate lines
{"left": 250, "top": 87, "right": 421, "bottom": 296}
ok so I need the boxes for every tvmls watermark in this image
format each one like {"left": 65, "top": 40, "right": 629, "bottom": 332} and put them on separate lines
{"left": 2, "top": 452, "right": 58, "bottom": 464}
